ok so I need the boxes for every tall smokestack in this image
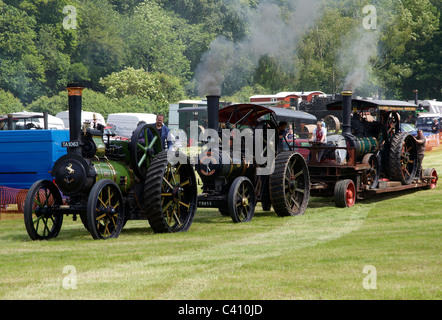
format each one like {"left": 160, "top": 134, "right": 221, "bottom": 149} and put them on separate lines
{"left": 66, "top": 83, "right": 84, "bottom": 155}
{"left": 207, "top": 95, "right": 220, "bottom": 131}
{"left": 342, "top": 90, "right": 353, "bottom": 136}
{"left": 413, "top": 89, "right": 418, "bottom": 105}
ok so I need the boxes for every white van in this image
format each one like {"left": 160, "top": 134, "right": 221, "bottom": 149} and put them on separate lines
{"left": 0, "top": 112, "right": 65, "bottom": 130}
{"left": 55, "top": 110, "right": 106, "bottom": 129}
{"left": 106, "top": 113, "right": 157, "bottom": 138}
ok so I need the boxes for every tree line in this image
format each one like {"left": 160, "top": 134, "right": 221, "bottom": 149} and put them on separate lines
{"left": 0, "top": 0, "right": 440, "bottom": 120}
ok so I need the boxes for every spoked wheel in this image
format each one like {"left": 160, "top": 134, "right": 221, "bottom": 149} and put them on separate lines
{"left": 130, "top": 123, "right": 163, "bottom": 179}
{"left": 389, "top": 132, "right": 417, "bottom": 185}
{"left": 87, "top": 180, "right": 125, "bottom": 239}
{"left": 269, "top": 151, "right": 310, "bottom": 216}
{"left": 144, "top": 151, "right": 197, "bottom": 233}
{"left": 228, "top": 177, "right": 256, "bottom": 223}
{"left": 24, "top": 180, "right": 63, "bottom": 240}
{"left": 362, "top": 153, "right": 380, "bottom": 189}
{"left": 324, "top": 115, "right": 341, "bottom": 135}
{"left": 334, "top": 179, "right": 356, "bottom": 208}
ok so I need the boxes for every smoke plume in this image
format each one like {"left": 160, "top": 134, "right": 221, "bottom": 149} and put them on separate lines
{"left": 195, "top": 0, "right": 323, "bottom": 97}
{"left": 340, "top": 28, "right": 380, "bottom": 92}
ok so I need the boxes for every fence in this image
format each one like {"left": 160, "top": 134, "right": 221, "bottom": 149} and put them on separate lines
{"left": 0, "top": 186, "right": 27, "bottom": 220}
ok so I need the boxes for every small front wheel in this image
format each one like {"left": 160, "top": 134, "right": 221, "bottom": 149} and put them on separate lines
{"left": 24, "top": 180, "right": 63, "bottom": 240}
{"left": 87, "top": 180, "right": 125, "bottom": 239}
{"left": 228, "top": 177, "right": 256, "bottom": 223}
{"left": 334, "top": 179, "right": 356, "bottom": 208}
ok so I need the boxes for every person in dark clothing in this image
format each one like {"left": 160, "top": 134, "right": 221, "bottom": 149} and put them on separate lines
{"left": 415, "top": 129, "right": 426, "bottom": 178}
{"left": 277, "top": 121, "right": 288, "bottom": 152}
{"left": 431, "top": 118, "right": 440, "bottom": 134}
{"left": 153, "top": 114, "right": 172, "bottom": 150}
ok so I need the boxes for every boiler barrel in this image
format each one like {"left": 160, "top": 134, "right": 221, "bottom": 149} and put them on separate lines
{"left": 345, "top": 135, "right": 379, "bottom": 158}
{"left": 93, "top": 160, "right": 135, "bottom": 193}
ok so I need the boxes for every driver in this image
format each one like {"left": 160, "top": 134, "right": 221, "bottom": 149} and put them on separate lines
{"left": 310, "top": 121, "right": 327, "bottom": 144}
{"left": 310, "top": 121, "right": 327, "bottom": 161}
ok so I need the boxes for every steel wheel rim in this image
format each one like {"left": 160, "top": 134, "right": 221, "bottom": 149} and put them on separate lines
{"left": 345, "top": 181, "right": 356, "bottom": 207}
{"left": 93, "top": 184, "right": 122, "bottom": 239}
{"left": 284, "top": 156, "right": 307, "bottom": 212}
{"left": 234, "top": 181, "right": 253, "bottom": 222}
{"left": 161, "top": 163, "right": 194, "bottom": 230}
{"left": 31, "top": 188, "right": 58, "bottom": 238}
{"left": 400, "top": 136, "right": 417, "bottom": 181}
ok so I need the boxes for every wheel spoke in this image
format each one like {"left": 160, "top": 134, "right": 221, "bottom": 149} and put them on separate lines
{"left": 147, "top": 135, "right": 158, "bottom": 149}
{"left": 138, "top": 153, "right": 147, "bottom": 168}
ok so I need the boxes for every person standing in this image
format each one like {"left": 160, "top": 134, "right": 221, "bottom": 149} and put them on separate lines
{"left": 415, "top": 130, "right": 426, "bottom": 178}
{"left": 431, "top": 118, "right": 440, "bottom": 134}
{"left": 310, "top": 121, "right": 327, "bottom": 161}
{"left": 153, "top": 114, "right": 172, "bottom": 150}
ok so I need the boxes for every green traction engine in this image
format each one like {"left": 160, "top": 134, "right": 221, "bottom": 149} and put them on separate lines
{"left": 24, "top": 84, "right": 197, "bottom": 240}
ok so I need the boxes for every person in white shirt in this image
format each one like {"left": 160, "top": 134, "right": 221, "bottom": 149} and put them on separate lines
{"left": 310, "top": 121, "right": 327, "bottom": 143}
{"left": 310, "top": 121, "right": 327, "bottom": 161}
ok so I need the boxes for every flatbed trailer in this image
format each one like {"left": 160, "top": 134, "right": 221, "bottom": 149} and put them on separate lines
{"left": 304, "top": 145, "right": 438, "bottom": 207}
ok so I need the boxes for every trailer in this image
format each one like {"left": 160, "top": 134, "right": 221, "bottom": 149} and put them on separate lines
{"left": 298, "top": 92, "right": 438, "bottom": 207}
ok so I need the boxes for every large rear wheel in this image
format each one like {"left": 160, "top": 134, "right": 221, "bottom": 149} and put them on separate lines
{"left": 389, "top": 132, "right": 417, "bottom": 185}
{"left": 144, "top": 151, "right": 197, "bottom": 233}
{"left": 269, "top": 151, "right": 310, "bottom": 216}
{"left": 24, "top": 180, "right": 63, "bottom": 240}
{"left": 130, "top": 123, "right": 163, "bottom": 180}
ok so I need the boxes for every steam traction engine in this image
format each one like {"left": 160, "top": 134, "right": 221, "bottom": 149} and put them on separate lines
{"left": 24, "top": 84, "right": 197, "bottom": 240}
{"left": 306, "top": 91, "right": 438, "bottom": 207}
{"left": 196, "top": 96, "right": 311, "bottom": 222}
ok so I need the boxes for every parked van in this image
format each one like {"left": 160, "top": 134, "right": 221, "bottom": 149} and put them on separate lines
{"left": 106, "top": 113, "right": 157, "bottom": 138}
{"left": 55, "top": 110, "right": 106, "bottom": 129}
{"left": 0, "top": 112, "right": 65, "bottom": 130}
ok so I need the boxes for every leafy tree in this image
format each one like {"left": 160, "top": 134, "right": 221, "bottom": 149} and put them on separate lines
{"left": 123, "top": 1, "right": 190, "bottom": 78}
{"left": 99, "top": 67, "right": 186, "bottom": 118}
{"left": 0, "top": 2, "right": 45, "bottom": 103}
{"left": 27, "top": 88, "right": 120, "bottom": 119}
{"left": 0, "top": 89, "right": 24, "bottom": 114}
{"left": 72, "top": 0, "right": 126, "bottom": 89}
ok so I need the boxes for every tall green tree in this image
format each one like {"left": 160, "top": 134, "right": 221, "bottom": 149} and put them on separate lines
{"left": 73, "top": 0, "right": 126, "bottom": 90}
{"left": 0, "top": 89, "right": 24, "bottom": 114}
{"left": 123, "top": 1, "right": 190, "bottom": 79}
{"left": 0, "top": 1, "right": 45, "bottom": 103}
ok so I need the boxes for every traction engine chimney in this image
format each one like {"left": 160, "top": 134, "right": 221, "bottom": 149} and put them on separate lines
{"left": 66, "top": 83, "right": 84, "bottom": 155}
{"left": 207, "top": 95, "right": 220, "bottom": 132}
{"left": 342, "top": 90, "right": 353, "bottom": 136}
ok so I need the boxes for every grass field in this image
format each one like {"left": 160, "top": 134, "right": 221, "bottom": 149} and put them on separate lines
{"left": 0, "top": 149, "right": 441, "bottom": 300}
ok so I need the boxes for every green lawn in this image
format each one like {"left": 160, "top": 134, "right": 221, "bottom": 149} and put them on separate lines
{"left": 0, "top": 150, "right": 441, "bottom": 300}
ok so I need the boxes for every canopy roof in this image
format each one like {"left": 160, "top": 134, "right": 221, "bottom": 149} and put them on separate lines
{"left": 219, "top": 103, "right": 317, "bottom": 126}
{"left": 326, "top": 99, "right": 418, "bottom": 112}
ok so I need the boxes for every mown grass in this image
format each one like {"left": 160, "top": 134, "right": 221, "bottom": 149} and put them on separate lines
{"left": 0, "top": 150, "right": 441, "bottom": 300}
